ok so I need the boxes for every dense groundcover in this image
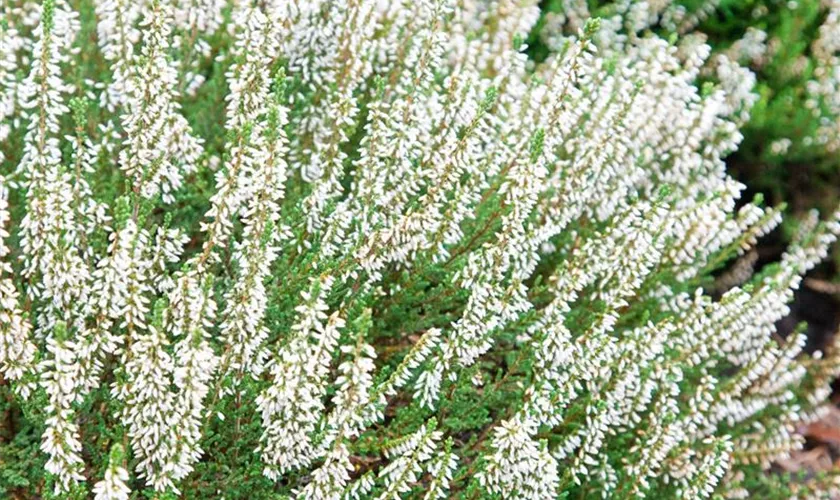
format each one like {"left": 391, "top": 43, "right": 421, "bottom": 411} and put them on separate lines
{"left": 2, "top": 0, "right": 840, "bottom": 499}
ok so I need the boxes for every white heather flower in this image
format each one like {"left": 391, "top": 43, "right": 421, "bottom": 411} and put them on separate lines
{"left": 93, "top": 444, "right": 131, "bottom": 500}
{"left": 713, "top": 54, "right": 758, "bottom": 125}
{"left": 117, "top": 301, "right": 178, "bottom": 493}
{"left": 0, "top": 177, "right": 36, "bottom": 394}
{"left": 257, "top": 276, "right": 340, "bottom": 478}
{"left": 807, "top": 1, "right": 840, "bottom": 152}
{"left": 324, "top": 335, "right": 377, "bottom": 445}
{"left": 92, "top": 212, "right": 181, "bottom": 491}
{"left": 148, "top": 270, "right": 219, "bottom": 487}
{"left": 678, "top": 438, "right": 732, "bottom": 500}
{"left": 0, "top": 17, "right": 23, "bottom": 165}
{"left": 196, "top": 13, "right": 281, "bottom": 268}
{"left": 17, "top": 0, "right": 88, "bottom": 324}
{"left": 343, "top": 471, "right": 376, "bottom": 500}
{"left": 728, "top": 27, "right": 768, "bottom": 65}
{"left": 624, "top": 395, "right": 686, "bottom": 496}
{"left": 224, "top": 8, "right": 279, "bottom": 128}
{"left": 296, "top": 443, "right": 354, "bottom": 500}
{"left": 93, "top": 0, "right": 141, "bottom": 109}
{"left": 173, "top": 0, "right": 225, "bottom": 94}
{"left": 119, "top": 0, "right": 203, "bottom": 203}
{"left": 218, "top": 42, "right": 291, "bottom": 385}
{"left": 479, "top": 416, "right": 560, "bottom": 500}
{"left": 94, "top": 0, "right": 140, "bottom": 62}
{"left": 299, "top": 328, "right": 378, "bottom": 500}
{"left": 173, "top": 0, "right": 224, "bottom": 36}
{"left": 377, "top": 420, "right": 443, "bottom": 500}
{"left": 39, "top": 321, "right": 86, "bottom": 493}
{"left": 384, "top": 327, "right": 440, "bottom": 397}
{"left": 423, "top": 438, "right": 458, "bottom": 500}
{"left": 299, "top": 0, "right": 380, "bottom": 233}
{"left": 19, "top": 3, "right": 90, "bottom": 492}
{"left": 170, "top": 299, "right": 219, "bottom": 481}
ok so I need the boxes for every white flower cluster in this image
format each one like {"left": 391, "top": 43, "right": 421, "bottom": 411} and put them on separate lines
{"left": 0, "top": 177, "right": 35, "bottom": 392}
{"left": 93, "top": 444, "right": 131, "bottom": 500}
{"left": 808, "top": 0, "right": 840, "bottom": 152}
{"left": 1, "top": 0, "right": 839, "bottom": 498}
{"left": 118, "top": 0, "right": 202, "bottom": 203}
{"left": 0, "top": 14, "right": 23, "bottom": 166}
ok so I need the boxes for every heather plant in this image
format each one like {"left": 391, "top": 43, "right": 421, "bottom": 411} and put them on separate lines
{"left": 0, "top": 0, "right": 839, "bottom": 499}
